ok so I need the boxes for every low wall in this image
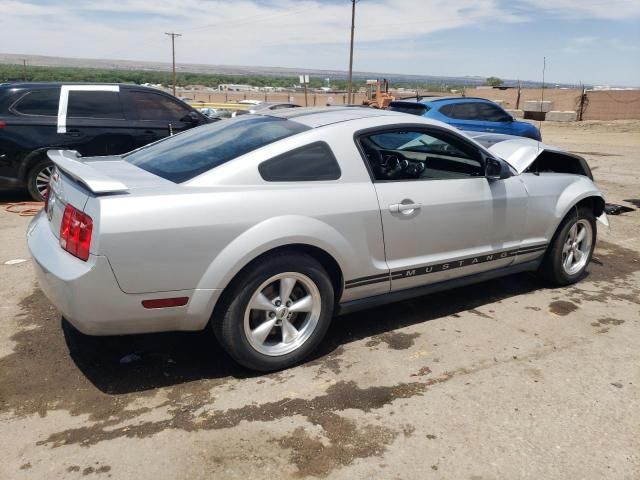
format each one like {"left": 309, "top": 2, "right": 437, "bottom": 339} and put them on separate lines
{"left": 463, "top": 87, "right": 640, "bottom": 120}
{"left": 183, "top": 90, "right": 369, "bottom": 106}
{"left": 581, "top": 90, "right": 640, "bottom": 121}
{"left": 180, "top": 87, "right": 640, "bottom": 120}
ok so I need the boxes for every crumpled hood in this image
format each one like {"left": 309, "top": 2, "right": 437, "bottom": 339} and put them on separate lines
{"left": 465, "top": 132, "right": 584, "bottom": 174}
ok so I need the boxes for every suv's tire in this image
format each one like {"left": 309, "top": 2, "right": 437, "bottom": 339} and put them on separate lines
{"left": 539, "top": 206, "right": 596, "bottom": 286}
{"left": 213, "top": 253, "right": 335, "bottom": 372}
{"left": 26, "top": 158, "right": 54, "bottom": 201}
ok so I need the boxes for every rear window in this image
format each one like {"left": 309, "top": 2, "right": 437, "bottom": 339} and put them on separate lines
{"left": 12, "top": 88, "right": 60, "bottom": 116}
{"left": 387, "top": 102, "right": 428, "bottom": 116}
{"left": 124, "top": 116, "right": 310, "bottom": 183}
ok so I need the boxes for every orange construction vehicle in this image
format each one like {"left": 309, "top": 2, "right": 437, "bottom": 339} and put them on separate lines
{"left": 362, "top": 78, "right": 395, "bottom": 109}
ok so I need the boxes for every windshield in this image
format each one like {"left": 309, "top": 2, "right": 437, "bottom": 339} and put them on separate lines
{"left": 124, "top": 116, "right": 310, "bottom": 183}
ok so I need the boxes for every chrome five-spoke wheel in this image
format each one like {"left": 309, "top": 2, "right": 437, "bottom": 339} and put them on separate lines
{"left": 244, "top": 272, "right": 322, "bottom": 356}
{"left": 562, "top": 219, "right": 593, "bottom": 276}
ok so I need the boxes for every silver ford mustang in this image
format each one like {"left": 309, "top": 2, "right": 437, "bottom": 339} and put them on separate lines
{"left": 27, "top": 108, "right": 607, "bottom": 371}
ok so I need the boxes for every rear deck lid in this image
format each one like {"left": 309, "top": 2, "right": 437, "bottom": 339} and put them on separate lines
{"left": 45, "top": 150, "right": 174, "bottom": 239}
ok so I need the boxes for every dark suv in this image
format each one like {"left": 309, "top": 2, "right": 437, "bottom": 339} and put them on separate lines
{"left": 0, "top": 83, "right": 210, "bottom": 200}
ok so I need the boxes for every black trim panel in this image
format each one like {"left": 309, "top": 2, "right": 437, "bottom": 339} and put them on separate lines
{"left": 344, "top": 244, "right": 547, "bottom": 289}
{"left": 338, "top": 259, "right": 542, "bottom": 315}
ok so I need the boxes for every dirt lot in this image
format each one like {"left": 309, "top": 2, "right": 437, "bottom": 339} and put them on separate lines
{"left": 0, "top": 120, "right": 638, "bottom": 480}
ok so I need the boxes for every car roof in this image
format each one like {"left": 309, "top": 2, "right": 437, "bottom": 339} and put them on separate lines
{"left": 262, "top": 106, "right": 407, "bottom": 128}
{"left": 0, "top": 82, "right": 156, "bottom": 90}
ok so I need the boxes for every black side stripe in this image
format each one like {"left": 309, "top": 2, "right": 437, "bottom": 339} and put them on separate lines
{"left": 345, "top": 244, "right": 548, "bottom": 289}
{"left": 344, "top": 272, "right": 389, "bottom": 286}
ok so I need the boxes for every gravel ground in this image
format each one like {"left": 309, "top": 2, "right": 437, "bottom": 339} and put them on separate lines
{"left": 0, "top": 120, "right": 638, "bottom": 480}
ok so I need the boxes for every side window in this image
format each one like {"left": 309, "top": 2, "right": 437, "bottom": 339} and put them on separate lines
{"left": 358, "top": 129, "right": 483, "bottom": 181}
{"left": 475, "top": 103, "right": 512, "bottom": 122}
{"left": 259, "top": 141, "right": 341, "bottom": 182}
{"left": 67, "top": 91, "right": 125, "bottom": 119}
{"left": 129, "top": 91, "right": 191, "bottom": 121}
{"left": 12, "top": 88, "right": 60, "bottom": 116}
{"left": 438, "top": 104, "right": 455, "bottom": 118}
{"left": 440, "top": 102, "right": 481, "bottom": 120}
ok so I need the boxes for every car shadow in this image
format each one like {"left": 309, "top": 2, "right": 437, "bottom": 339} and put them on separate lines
{"left": 64, "top": 271, "right": 547, "bottom": 395}
{"left": 0, "top": 189, "right": 33, "bottom": 203}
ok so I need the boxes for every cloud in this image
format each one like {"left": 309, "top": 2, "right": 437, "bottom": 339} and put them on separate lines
{"left": 0, "top": 0, "right": 526, "bottom": 64}
{"left": 0, "top": 0, "right": 638, "bottom": 84}
{"left": 562, "top": 36, "right": 598, "bottom": 53}
{"left": 518, "top": 0, "right": 640, "bottom": 20}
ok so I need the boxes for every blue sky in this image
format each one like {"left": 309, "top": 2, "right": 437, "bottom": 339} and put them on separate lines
{"left": 1, "top": 0, "right": 639, "bottom": 86}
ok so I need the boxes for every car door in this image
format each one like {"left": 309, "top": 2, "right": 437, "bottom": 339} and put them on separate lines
{"left": 3, "top": 87, "right": 63, "bottom": 181}
{"left": 357, "top": 125, "right": 528, "bottom": 292}
{"left": 64, "top": 89, "right": 136, "bottom": 156}
{"left": 122, "top": 89, "right": 200, "bottom": 149}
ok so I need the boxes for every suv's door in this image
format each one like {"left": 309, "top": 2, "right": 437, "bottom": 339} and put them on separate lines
{"left": 357, "top": 126, "right": 528, "bottom": 292}
{"left": 122, "top": 89, "right": 201, "bottom": 149}
{"left": 439, "top": 102, "right": 512, "bottom": 135}
{"left": 64, "top": 89, "right": 136, "bottom": 156}
{"left": 3, "top": 87, "right": 62, "bottom": 183}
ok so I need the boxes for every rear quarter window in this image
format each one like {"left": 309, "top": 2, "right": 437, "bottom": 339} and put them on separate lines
{"left": 124, "top": 116, "right": 310, "bottom": 183}
{"left": 12, "top": 88, "right": 61, "bottom": 116}
{"left": 259, "top": 141, "right": 341, "bottom": 181}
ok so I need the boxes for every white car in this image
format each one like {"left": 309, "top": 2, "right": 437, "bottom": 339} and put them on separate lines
{"left": 28, "top": 108, "right": 606, "bottom": 371}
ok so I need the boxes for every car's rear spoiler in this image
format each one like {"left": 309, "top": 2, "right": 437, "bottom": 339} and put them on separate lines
{"left": 46, "top": 150, "right": 129, "bottom": 194}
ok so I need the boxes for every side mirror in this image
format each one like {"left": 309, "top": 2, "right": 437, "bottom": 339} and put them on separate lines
{"left": 485, "top": 157, "right": 510, "bottom": 180}
{"left": 181, "top": 111, "right": 201, "bottom": 125}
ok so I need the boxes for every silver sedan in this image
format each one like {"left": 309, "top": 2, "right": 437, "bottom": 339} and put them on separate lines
{"left": 27, "top": 108, "right": 607, "bottom": 371}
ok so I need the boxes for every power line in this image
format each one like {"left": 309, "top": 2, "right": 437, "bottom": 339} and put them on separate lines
{"left": 165, "top": 32, "right": 182, "bottom": 97}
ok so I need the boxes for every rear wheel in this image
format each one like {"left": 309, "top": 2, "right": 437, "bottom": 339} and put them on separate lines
{"left": 213, "top": 253, "right": 334, "bottom": 372}
{"left": 26, "top": 159, "right": 54, "bottom": 201}
{"left": 539, "top": 206, "right": 596, "bottom": 285}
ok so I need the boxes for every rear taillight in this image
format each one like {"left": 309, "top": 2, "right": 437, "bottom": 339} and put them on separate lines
{"left": 0, "top": 120, "right": 6, "bottom": 128}
{"left": 60, "top": 204, "right": 93, "bottom": 261}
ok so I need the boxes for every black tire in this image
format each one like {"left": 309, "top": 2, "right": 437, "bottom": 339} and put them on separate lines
{"left": 539, "top": 206, "right": 596, "bottom": 286}
{"left": 213, "top": 252, "right": 334, "bottom": 372}
{"left": 26, "top": 158, "right": 54, "bottom": 201}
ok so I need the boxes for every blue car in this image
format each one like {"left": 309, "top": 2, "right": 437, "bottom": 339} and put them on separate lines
{"left": 388, "top": 97, "right": 542, "bottom": 141}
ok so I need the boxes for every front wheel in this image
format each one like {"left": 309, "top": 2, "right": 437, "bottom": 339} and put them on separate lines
{"left": 213, "top": 253, "right": 334, "bottom": 372}
{"left": 539, "top": 206, "right": 596, "bottom": 285}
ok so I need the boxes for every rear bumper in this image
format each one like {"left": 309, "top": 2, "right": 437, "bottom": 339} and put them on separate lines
{"left": 27, "top": 211, "right": 221, "bottom": 335}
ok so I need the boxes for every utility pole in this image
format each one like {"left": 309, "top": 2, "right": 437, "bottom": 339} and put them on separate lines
{"left": 22, "top": 59, "right": 27, "bottom": 81}
{"left": 165, "top": 32, "right": 182, "bottom": 96}
{"left": 347, "top": 0, "right": 356, "bottom": 104}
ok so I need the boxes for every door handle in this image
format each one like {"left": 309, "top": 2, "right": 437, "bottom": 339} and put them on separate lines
{"left": 142, "top": 130, "right": 155, "bottom": 140}
{"left": 389, "top": 201, "right": 422, "bottom": 214}
{"left": 64, "top": 129, "right": 81, "bottom": 137}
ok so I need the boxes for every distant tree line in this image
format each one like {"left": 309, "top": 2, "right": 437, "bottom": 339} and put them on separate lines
{"left": 0, "top": 63, "right": 468, "bottom": 92}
